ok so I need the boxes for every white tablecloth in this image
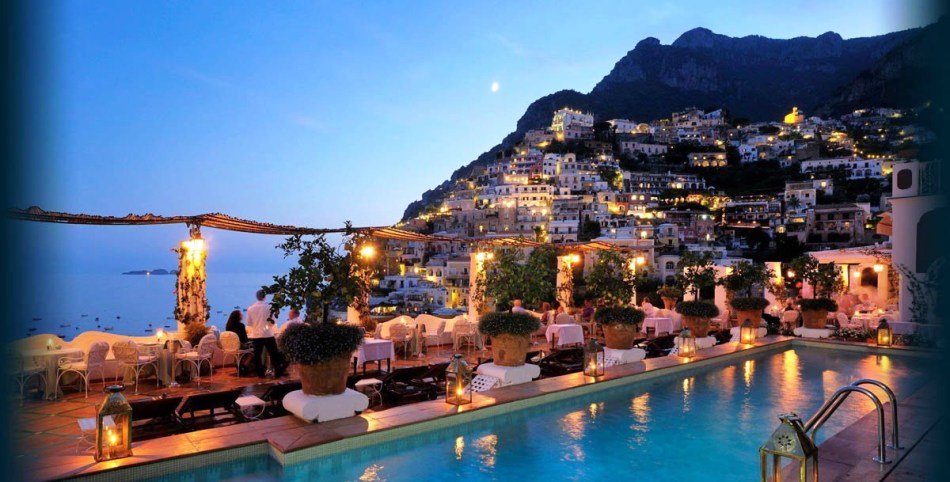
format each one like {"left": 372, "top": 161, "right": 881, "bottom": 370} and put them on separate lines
{"left": 353, "top": 339, "right": 395, "bottom": 366}
{"left": 641, "top": 317, "right": 674, "bottom": 335}
{"left": 545, "top": 324, "right": 584, "bottom": 347}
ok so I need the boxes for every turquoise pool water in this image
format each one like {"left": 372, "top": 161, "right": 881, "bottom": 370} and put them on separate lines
{"left": 149, "top": 345, "right": 932, "bottom": 481}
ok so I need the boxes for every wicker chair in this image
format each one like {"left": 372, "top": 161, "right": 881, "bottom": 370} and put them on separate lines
{"left": 112, "top": 339, "right": 159, "bottom": 394}
{"left": 56, "top": 341, "right": 109, "bottom": 398}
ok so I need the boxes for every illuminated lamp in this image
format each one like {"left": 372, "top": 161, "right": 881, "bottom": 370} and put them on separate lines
{"left": 95, "top": 385, "right": 132, "bottom": 462}
{"left": 583, "top": 339, "right": 605, "bottom": 378}
{"left": 445, "top": 354, "right": 472, "bottom": 405}
{"left": 876, "top": 319, "right": 892, "bottom": 347}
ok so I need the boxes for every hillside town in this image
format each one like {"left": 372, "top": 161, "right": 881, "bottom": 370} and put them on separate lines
{"left": 376, "top": 104, "right": 939, "bottom": 319}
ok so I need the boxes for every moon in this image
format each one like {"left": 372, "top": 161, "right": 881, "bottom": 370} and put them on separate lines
{"left": 490, "top": 81, "right": 500, "bottom": 93}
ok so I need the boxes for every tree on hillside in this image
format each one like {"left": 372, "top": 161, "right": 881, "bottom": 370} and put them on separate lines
{"left": 578, "top": 220, "right": 602, "bottom": 242}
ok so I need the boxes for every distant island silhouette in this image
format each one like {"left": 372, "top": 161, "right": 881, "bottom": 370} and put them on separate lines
{"left": 122, "top": 269, "right": 178, "bottom": 275}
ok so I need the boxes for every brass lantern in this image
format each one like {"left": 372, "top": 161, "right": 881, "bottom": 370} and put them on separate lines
{"left": 876, "top": 319, "right": 892, "bottom": 347}
{"left": 759, "top": 412, "right": 818, "bottom": 481}
{"left": 678, "top": 328, "right": 696, "bottom": 358}
{"left": 740, "top": 318, "right": 757, "bottom": 346}
{"left": 445, "top": 354, "right": 472, "bottom": 405}
{"left": 95, "top": 385, "right": 132, "bottom": 462}
{"left": 583, "top": 338, "right": 605, "bottom": 378}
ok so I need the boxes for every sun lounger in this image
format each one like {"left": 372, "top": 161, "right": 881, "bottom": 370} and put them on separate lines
{"left": 175, "top": 387, "right": 244, "bottom": 430}
{"left": 130, "top": 395, "right": 184, "bottom": 440}
{"left": 380, "top": 366, "right": 438, "bottom": 406}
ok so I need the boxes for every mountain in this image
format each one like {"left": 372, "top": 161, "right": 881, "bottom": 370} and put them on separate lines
{"left": 402, "top": 23, "right": 940, "bottom": 221}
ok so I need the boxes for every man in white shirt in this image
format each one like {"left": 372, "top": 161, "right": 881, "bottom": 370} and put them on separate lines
{"left": 278, "top": 308, "right": 304, "bottom": 334}
{"left": 247, "top": 289, "right": 287, "bottom": 378}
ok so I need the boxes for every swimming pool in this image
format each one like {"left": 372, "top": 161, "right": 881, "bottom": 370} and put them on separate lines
{"left": 146, "top": 345, "right": 932, "bottom": 481}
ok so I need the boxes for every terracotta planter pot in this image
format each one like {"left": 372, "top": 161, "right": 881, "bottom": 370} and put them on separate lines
{"left": 801, "top": 309, "right": 829, "bottom": 329}
{"left": 662, "top": 297, "right": 677, "bottom": 310}
{"left": 603, "top": 323, "right": 639, "bottom": 349}
{"left": 734, "top": 310, "right": 763, "bottom": 328}
{"left": 298, "top": 354, "right": 352, "bottom": 395}
{"left": 491, "top": 333, "right": 530, "bottom": 367}
{"left": 682, "top": 315, "right": 711, "bottom": 337}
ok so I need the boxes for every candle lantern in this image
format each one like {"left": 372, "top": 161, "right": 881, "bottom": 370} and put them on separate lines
{"left": 445, "top": 354, "right": 472, "bottom": 405}
{"left": 678, "top": 328, "right": 696, "bottom": 358}
{"left": 876, "top": 319, "right": 892, "bottom": 347}
{"left": 95, "top": 385, "right": 132, "bottom": 462}
{"left": 583, "top": 338, "right": 605, "bottom": 378}
{"left": 759, "top": 412, "right": 818, "bottom": 481}
{"left": 740, "top": 319, "right": 757, "bottom": 346}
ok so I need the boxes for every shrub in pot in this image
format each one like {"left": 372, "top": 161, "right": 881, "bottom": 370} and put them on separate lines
{"left": 479, "top": 312, "right": 540, "bottom": 367}
{"left": 676, "top": 300, "right": 720, "bottom": 337}
{"left": 729, "top": 297, "right": 770, "bottom": 328}
{"left": 593, "top": 306, "right": 646, "bottom": 349}
{"left": 798, "top": 298, "right": 839, "bottom": 329}
{"left": 656, "top": 286, "right": 683, "bottom": 310}
{"left": 789, "top": 255, "right": 844, "bottom": 329}
{"left": 277, "top": 322, "right": 363, "bottom": 395}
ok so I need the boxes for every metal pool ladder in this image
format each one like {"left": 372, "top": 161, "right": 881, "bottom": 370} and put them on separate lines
{"left": 804, "top": 378, "right": 903, "bottom": 464}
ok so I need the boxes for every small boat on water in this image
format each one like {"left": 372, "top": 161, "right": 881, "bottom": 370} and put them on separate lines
{"left": 163, "top": 324, "right": 171, "bottom": 328}
{"left": 28, "top": 327, "right": 36, "bottom": 332}
{"left": 103, "top": 326, "right": 114, "bottom": 331}
{"left": 144, "top": 328, "right": 153, "bottom": 333}
{"left": 59, "top": 323, "right": 71, "bottom": 328}
{"left": 81, "top": 314, "right": 88, "bottom": 317}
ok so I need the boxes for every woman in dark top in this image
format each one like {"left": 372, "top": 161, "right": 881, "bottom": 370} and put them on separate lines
{"left": 225, "top": 309, "right": 249, "bottom": 344}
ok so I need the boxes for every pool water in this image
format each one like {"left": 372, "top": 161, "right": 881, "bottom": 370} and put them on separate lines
{"left": 149, "top": 346, "right": 932, "bottom": 481}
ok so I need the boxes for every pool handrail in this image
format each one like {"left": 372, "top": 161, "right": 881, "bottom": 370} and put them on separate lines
{"left": 803, "top": 385, "right": 890, "bottom": 464}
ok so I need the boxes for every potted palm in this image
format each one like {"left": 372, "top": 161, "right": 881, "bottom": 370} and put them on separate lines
{"left": 267, "top": 230, "right": 371, "bottom": 395}
{"left": 593, "top": 306, "right": 645, "bottom": 349}
{"left": 789, "top": 255, "right": 843, "bottom": 329}
{"left": 719, "top": 261, "right": 772, "bottom": 327}
{"left": 479, "top": 312, "right": 540, "bottom": 366}
{"left": 676, "top": 300, "right": 720, "bottom": 337}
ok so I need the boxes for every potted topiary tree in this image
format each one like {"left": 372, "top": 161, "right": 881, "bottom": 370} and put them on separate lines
{"left": 656, "top": 286, "right": 683, "bottom": 311}
{"left": 478, "top": 312, "right": 540, "bottom": 367}
{"left": 593, "top": 306, "right": 645, "bottom": 349}
{"left": 676, "top": 300, "right": 720, "bottom": 337}
{"left": 719, "top": 261, "right": 773, "bottom": 327}
{"left": 789, "top": 255, "right": 843, "bottom": 329}
{"left": 267, "top": 229, "right": 371, "bottom": 396}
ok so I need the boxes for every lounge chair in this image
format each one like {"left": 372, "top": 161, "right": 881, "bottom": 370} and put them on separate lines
{"left": 537, "top": 348, "right": 584, "bottom": 378}
{"left": 175, "top": 387, "right": 244, "bottom": 430}
{"left": 130, "top": 395, "right": 184, "bottom": 440}
{"left": 259, "top": 380, "right": 302, "bottom": 417}
{"left": 412, "top": 362, "right": 449, "bottom": 392}
{"left": 380, "top": 366, "right": 437, "bottom": 406}
{"left": 643, "top": 334, "right": 676, "bottom": 358}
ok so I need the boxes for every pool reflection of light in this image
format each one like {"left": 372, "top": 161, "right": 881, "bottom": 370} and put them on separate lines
{"left": 474, "top": 434, "right": 497, "bottom": 469}
{"left": 560, "top": 410, "right": 588, "bottom": 462}
{"left": 743, "top": 359, "right": 755, "bottom": 388}
{"left": 588, "top": 402, "right": 603, "bottom": 420}
{"left": 682, "top": 377, "right": 694, "bottom": 412}
{"left": 775, "top": 350, "right": 802, "bottom": 405}
{"left": 455, "top": 436, "right": 464, "bottom": 460}
{"left": 358, "top": 464, "right": 384, "bottom": 482}
{"left": 630, "top": 393, "right": 650, "bottom": 424}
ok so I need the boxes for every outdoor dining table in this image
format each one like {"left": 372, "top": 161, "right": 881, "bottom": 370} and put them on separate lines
{"left": 353, "top": 338, "right": 395, "bottom": 374}
{"left": 140, "top": 342, "right": 173, "bottom": 386}
{"left": 851, "top": 313, "right": 896, "bottom": 330}
{"left": 22, "top": 347, "right": 83, "bottom": 400}
{"left": 545, "top": 323, "right": 584, "bottom": 348}
{"left": 641, "top": 317, "right": 674, "bottom": 335}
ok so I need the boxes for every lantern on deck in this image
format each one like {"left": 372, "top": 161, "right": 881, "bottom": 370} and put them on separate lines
{"left": 583, "top": 338, "right": 605, "bottom": 378}
{"left": 759, "top": 412, "right": 818, "bottom": 481}
{"left": 876, "top": 319, "right": 892, "bottom": 347}
{"left": 740, "top": 318, "right": 757, "bottom": 346}
{"left": 678, "top": 328, "right": 696, "bottom": 358}
{"left": 95, "top": 385, "right": 132, "bottom": 462}
{"left": 445, "top": 354, "right": 472, "bottom": 405}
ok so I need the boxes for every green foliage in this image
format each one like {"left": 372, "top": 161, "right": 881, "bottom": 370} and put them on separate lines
{"left": 592, "top": 306, "right": 645, "bottom": 326}
{"left": 788, "top": 255, "right": 844, "bottom": 299}
{"left": 577, "top": 220, "right": 602, "bottom": 242}
{"left": 676, "top": 250, "right": 718, "bottom": 300}
{"left": 656, "top": 285, "right": 683, "bottom": 299}
{"left": 597, "top": 166, "right": 623, "bottom": 190}
{"left": 895, "top": 259, "right": 944, "bottom": 323}
{"left": 799, "top": 298, "right": 838, "bottom": 312}
{"left": 183, "top": 321, "right": 209, "bottom": 347}
{"left": 729, "top": 297, "right": 770, "bottom": 311}
{"left": 277, "top": 322, "right": 364, "bottom": 364}
{"left": 265, "top": 228, "right": 373, "bottom": 323}
{"left": 832, "top": 327, "right": 872, "bottom": 341}
{"left": 478, "top": 312, "right": 541, "bottom": 337}
{"left": 718, "top": 261, "right": 773, "bottom": 297}
{"left": 676, "top": 300, "right": 720, "bottom": 318}
{"left": 482, "top": 246, "right": 557, "bottom": 310}
{"left": 584, "top": 250, "right": 641, "bottom": 305}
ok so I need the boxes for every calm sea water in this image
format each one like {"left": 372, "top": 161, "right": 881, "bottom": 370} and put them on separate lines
{"left": 22, "top": 272, "right": 288, "bottom": 340}
{"left": 142, "top": 346, "right": 932, "bottom": 481}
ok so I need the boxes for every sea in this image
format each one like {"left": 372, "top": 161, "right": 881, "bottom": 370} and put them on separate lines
{"left": 21, "top": 272, "right": 292, "bottom": 341}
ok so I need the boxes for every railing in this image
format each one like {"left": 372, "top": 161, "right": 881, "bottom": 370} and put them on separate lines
{"left": 802, "top": 379, "right": 902, "bottom": 464}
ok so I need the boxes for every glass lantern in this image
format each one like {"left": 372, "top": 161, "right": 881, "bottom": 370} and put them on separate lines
{"left": 759, "top": 412, "right": 818, "bottom": 481}
{"left": 445, "top": 354, "right": 472, "bottom": 405}
{"left": 876, "top": 319, "right": 892, "bottom": 347}
{"left": 678, "top": 328, "right": 696, "bottom": 358}
{"left": 96, "top": 385, "right": 132, "bottom": 462}
{"left": 583, "top": 339, "right": 605, "bottom": 378}
{"left": 740, "top": 318, "right": 756, "bottom": 346}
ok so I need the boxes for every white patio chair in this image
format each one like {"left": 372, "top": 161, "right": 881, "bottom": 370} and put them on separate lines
{"left": 385, "top": 323, "right": 414, "bottom": 359}
{"left": 781, "top": 310, "right": 800, "bottom": 331}
{"left": 220, "top": 331, "right": 253, "bottom": 376}
{"left": 56, "top": 341, "right": 109, "bottom": 398}
{"left": 174, "top": 334, "right": 216, "bottom": 385}
{"left": 422, "top": 319, "right": 446, "bottom": 355}
{"left": 9, "top": 352, "right": 46, "bottom": 402}
{"left": 112, "top": 339, "right": 159, "bottom": 394}
{"left": 453, "top": 320, "right": 478, "bottom": 352}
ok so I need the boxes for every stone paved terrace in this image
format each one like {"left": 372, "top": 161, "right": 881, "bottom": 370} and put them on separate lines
{"left": 10, "top": 336, "right": 944, "bottom": 481}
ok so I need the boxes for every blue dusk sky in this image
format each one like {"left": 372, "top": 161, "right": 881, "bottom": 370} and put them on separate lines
{"left": 14, "top": 1, "right": 939, "bottom": 274}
